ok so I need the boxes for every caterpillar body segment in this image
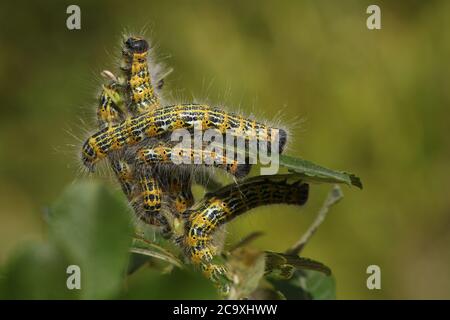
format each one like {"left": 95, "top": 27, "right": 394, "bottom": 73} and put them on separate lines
{"left": 81, "top": 104, "right": 287, "bottom": 170}
{"left": 165, "top": 175, "right": 194, "bottom": 215}
{"left": 179, "top": 175, "right": 309, "bottom": 286}
{"left": 121, "top": 37, "right": 160, "bottom": 115}
{"left": 138, "top": 172, "right": 162, "bottom": 217}
{"left": 136, "top": 142, "right": 252, "bottom": 179}
{"left": 132, "top": 171, "right": 172, "bottom": 236}
{"left": 201, "top": 263, "right": 230, "bottom": 295}
{"left": 96, "top": 84, "right": 137, "bottom": 199}
{"left": 110, "top": 158, "right": 135, "bottom": 200}
{"left": 97, "top": 84, "right": 125, "bottom": 128}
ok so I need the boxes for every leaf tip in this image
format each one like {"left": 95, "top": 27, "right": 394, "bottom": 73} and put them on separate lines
{"left": 348, "top": 174, "right": 363, "bottom": 189}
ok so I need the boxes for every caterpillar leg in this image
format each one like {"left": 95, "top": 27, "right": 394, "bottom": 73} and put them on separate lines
{"left": 136, "top": 142, "right": 251, "bottom": 179}
{"left": 180, "top": 175, "right": 309, "bottom": 289}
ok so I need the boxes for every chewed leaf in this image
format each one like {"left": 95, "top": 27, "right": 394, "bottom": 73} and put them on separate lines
{"left": 265, "top": 251, "right": 331, "bottom": 280}
{"left": 279, "top": 154, "right": 363, "bottom": 189}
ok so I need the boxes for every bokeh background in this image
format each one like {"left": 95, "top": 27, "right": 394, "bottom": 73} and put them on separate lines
{"left": 1, "top": 0, "right": 449, "bottom": 299}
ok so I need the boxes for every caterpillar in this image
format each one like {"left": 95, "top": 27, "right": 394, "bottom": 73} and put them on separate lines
{"left": 130, "top": 171, "right": 173, "bottom": 236}
{"left": 136, "top": 142, "right": 251, "bottom": 179}
{"left": 96, "top": 82, "right": 137, "bottom": 200}
{"left": 81, "top": 104, "right": 287, "bottom": 170}
{"left": 116, "top": 36, "right": 170, "bottom": 232}
{"left": 82, "top": 35, "right": 303, "bottom": 295}
{"left": 94, "top": 38, "right": 172, "bottom": 234}
{"left": 120, "top": 36, "right": 160, "bottom": 114}
{"left": 97, "top": 83, "right": 124, "bottom": 128}
{"left": 178, "top": 175, "right": 309, "bottom": 288}
{"left": 166, "top": 174, "right": 195, "bottom": 215}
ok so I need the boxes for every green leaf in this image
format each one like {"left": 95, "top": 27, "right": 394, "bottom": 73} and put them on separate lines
{"left": 48, "top": 181, "right": 133, "bottom": 299}
{"left": 211, "top": 140, "right": 362, "bottom": 189}
{"left": 270, "top": 270, "right": 336, "bottom": 300}
{"left": 130, "top": 244, "right": 183, "bottom": 269}
{"left": 0, "top": 242, "right": 78, "bottom": 299}
{"left": 299, "top": 270, "right": 336, "bottom": 300}
{"left": 279, "top": 154, "right": 363, "bottom": 189}
{"left": 126, "top": 252, "right": 152, "bottom": 275}
{"left": 265, "top": 252, "right": 332, "bottom": 280}
{"left": 128, "top": 223, "right": 184, "bottom": 273}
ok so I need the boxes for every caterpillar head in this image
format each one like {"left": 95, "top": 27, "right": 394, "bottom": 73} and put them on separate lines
{"left": 81, "top": 138, "right": 101, "bottom": 172}
{"left": 123, "top": 36, "right": 149, "bottom": 55}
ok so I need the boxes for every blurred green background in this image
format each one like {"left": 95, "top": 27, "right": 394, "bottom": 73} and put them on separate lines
{"left": 0, "top": 0, "right": 449, "bottom": 299}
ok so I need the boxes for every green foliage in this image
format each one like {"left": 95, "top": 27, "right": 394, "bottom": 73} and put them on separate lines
{"left": 49, "top": 182, "right": 133, "bottom": 299}
{"left": 0, "top": 152, "right": 356, "bottom": 299}
{"left": 265, "top": 252, "right": 331, "bottom": 279}
{"left": 280, "top": 155, "right": 362, "bottom": 189}
{"left": 1, "top": 0, "right": 449, "bottom": 299}
{"left": 270, "top": 270, "right": 336, "bottom": 300}
{"left": 0, "top": 242, "right": 77, "bottom": 299}
{"left": 0, "top": 180, "right": 218, "bottom": 299}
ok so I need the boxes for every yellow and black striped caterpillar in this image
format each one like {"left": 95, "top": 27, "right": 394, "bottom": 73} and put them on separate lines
{"left": 81, "top": 35, "right": 305, "bottom": 294}
{"left": 82, "top": 104, "right": 287, "bottom": 171}
{"left": 120, "top": 37, "right": 161, "bottom": 114}
{"left": 96, "top": 36, "right": 171, "bottom": 235}
{"left": 136, "top": 142, "right": 251, "bottom": 179}
{"left": 178, "top": 175, "right": 309, "bottom": 285}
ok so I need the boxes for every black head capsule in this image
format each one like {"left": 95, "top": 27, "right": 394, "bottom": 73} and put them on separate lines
{"left": 124, "top": 37, "right": 149, "bottom": 54}
{"left": 81, "top": 139, "right": 97, "bottom": 172}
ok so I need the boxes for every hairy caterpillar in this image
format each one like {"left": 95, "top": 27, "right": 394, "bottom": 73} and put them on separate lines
{"left": 81, "top": 104, "right": 287, "bottom": 170}
{"left": 119, "top": 36, "right": 171, "bottom": 233}
{"left": 136, "top": 142, "right": 251, "bottom": 179}
{"left": 82, "top": 35, "right": 304, "bottom": 294}
{"left": 97, "top": 83, "right": 124, "bottom": 127}
{"left": 130, "top": 171, "right": 173, "bottom": 236}
{"left": 120, "top": 36, "right": 160, "bottom": 114}
{"left": 166, "top": 175, "right": 194, "bottom": 215}
{"left": 179, "top": 175, "right": 309, "bottom": 286}
{"left": 96, "top": 82, "right": 137, "bottom": 200}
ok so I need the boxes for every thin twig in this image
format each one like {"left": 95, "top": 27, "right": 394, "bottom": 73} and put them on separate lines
{"left": 286, "top": 185, "right": 344, "bottom": 255}
{"left": 229, "top": 231, "right": 265, "bottom": 252}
